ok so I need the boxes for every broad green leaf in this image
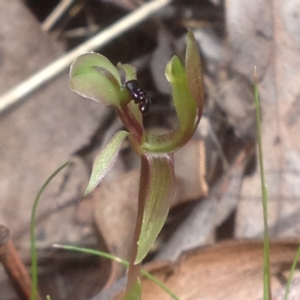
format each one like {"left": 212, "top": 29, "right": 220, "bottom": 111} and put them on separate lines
{"left": 70, "top": 52, "right": 122, "bottom": 107}
{"left": 84, "top": 131, "right": 129, "bottom": 197}
{"left": 135, "top": 153, "right": 175, "bottom": 264}
{"left": 123, "top": 279, "right": 142, "bottom": 300}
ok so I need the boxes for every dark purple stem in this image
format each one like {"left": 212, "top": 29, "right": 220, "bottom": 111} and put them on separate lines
{"left": 125, "top": 156, "right": 149, "bottom": 294}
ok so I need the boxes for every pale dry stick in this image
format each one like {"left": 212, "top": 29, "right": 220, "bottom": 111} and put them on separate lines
{"left": 42, "top": 0, "right": 76, "bottom": 32}
{"left": 63, "top": 24, "right": 100, "bottom": 39}
{"left": 0, "top": 224, "right": 42, "bottom": 300}
{"left": 0, "top": 0, "right": 172, "bottom": 113}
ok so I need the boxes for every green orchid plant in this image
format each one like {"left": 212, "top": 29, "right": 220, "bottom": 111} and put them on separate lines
{"left": 69, "top": 29, "right": 204, "bottom": 299}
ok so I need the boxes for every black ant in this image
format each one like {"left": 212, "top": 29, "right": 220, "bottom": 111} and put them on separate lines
{"left": 125, "top": 80, "right": 151, "bottom": 114}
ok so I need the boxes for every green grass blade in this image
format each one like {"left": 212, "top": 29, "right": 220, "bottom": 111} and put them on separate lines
{"left": 284, "top": 245, "right": 300, "bottom": 300}
{"left": 53, "top": 244, "right": 180, "bottom": 300}
{"left": 30, "top": 161, "right": 70, "bottom": 300}
{"left": 254, "top": 69, "right": 271, "bottom": 300}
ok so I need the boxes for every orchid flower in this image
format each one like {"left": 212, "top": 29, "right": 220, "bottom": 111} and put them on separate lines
{"left": 69, "top": 29, "right": 204, "bottom": 299}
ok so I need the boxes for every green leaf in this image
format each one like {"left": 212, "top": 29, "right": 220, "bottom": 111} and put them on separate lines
{"left": 84, "top": 130, "right": 129, "bottom": 197}
{"left": 141, "top": 30, "right": 204, "bottom": 153}
{"left": 70, "top": 52, "right": 122, "bottom": 107}
{"left": 123, "top": 279, "right": 142, "bottom": 300}
{"left": 135, "top": 153, "right": 175, "bottom": 264}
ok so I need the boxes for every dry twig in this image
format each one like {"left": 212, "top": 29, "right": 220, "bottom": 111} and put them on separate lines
{"left": 0, "top": 224, "right": 41, "bottom": 300}
{"left": 0, "top": 0, "right": 172, "bottom": 113}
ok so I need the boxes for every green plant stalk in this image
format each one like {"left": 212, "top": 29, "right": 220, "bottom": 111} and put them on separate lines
{"left": 53, "top": 244, "right": 180, "bottom": 300}
{"left": 253, "top": 72, "right": 271, "bottom": 300}
{"left": 284, "top": 245, "right": 300, "bottom": 300}
{"left": 30, "top": 162, "right": 70, "bottom": 300}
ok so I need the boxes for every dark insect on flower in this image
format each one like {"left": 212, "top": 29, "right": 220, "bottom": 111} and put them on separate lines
{"left": 125, "top": 80, "right": 151, "bottom": 114}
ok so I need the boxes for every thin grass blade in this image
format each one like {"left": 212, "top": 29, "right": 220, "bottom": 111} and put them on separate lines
{"left": 254, "top": 69, "right": 271, "bottom": 300}
{"left": 30, "top": 161, "right": 69, "bottom": 300}
{"left": 53, "top": 244, "right": 180, "bottom": 300}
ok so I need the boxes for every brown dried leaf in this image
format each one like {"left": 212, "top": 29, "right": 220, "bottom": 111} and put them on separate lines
{"left": 110, "top": 240, "right": 300, "bottom": 300}
{"left": 0, "top": 0, "right": 106, "bottom": 245}
{"left": 226, "top": 1, "right": 300, "bottom": 239}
